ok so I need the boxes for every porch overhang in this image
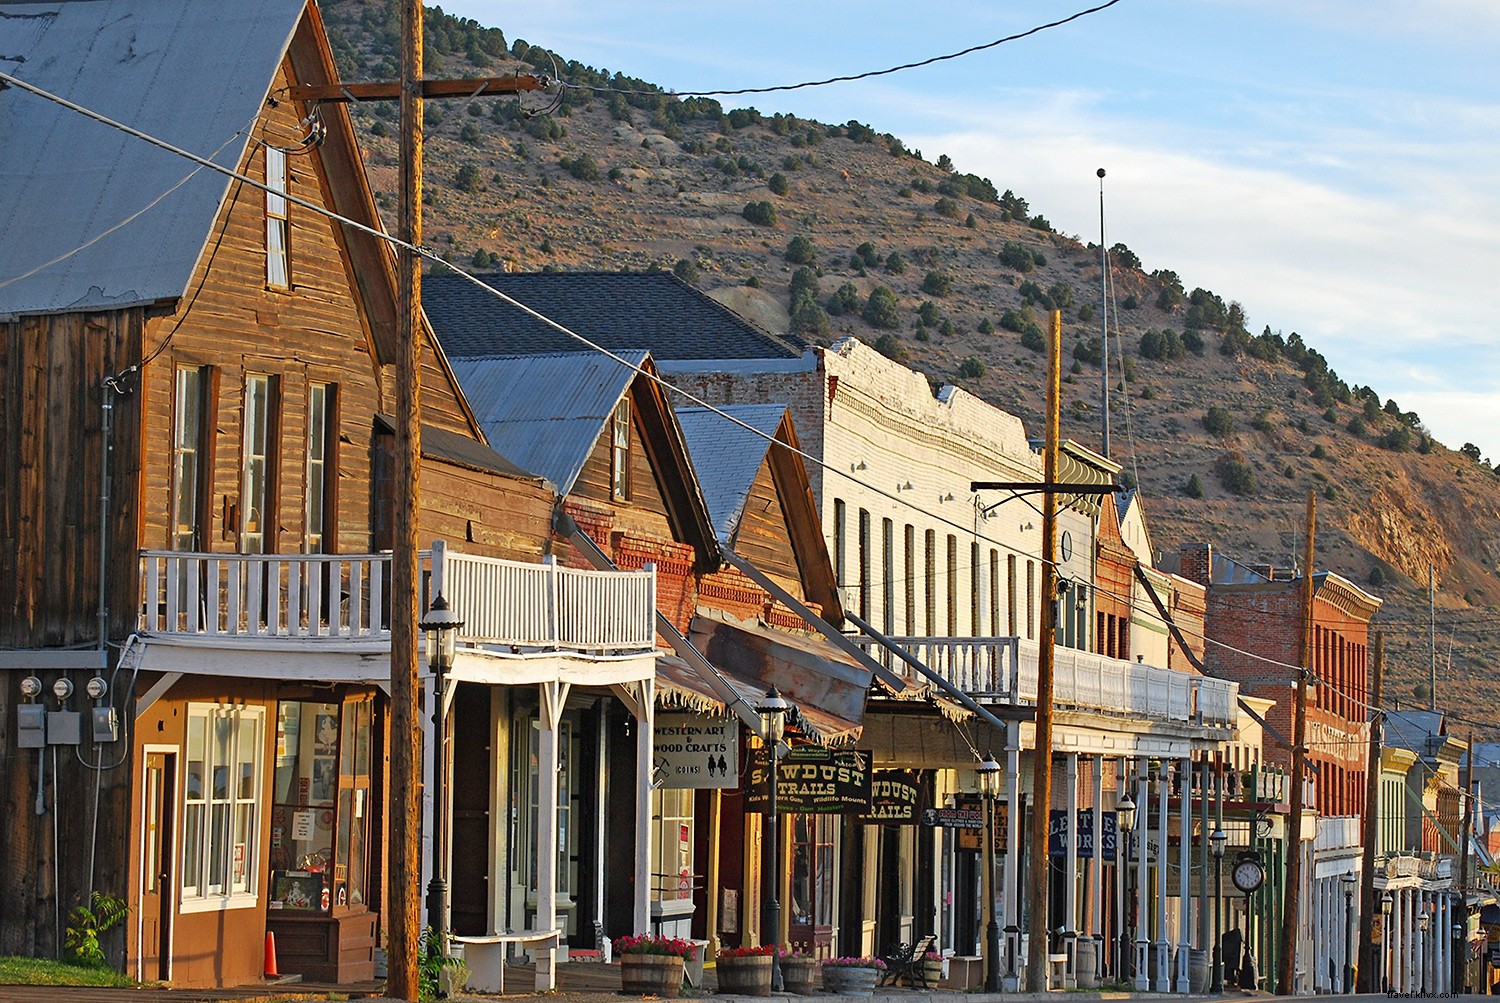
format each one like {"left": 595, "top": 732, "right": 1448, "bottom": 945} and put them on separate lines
{"left": 125, "top": 632, "right": 393, "bottom": 686}
{"left": 447, "top": 645, "right": 659, "bottom": 688}
{"left": 655, "top": 652, "right": 862, "bottom": 746}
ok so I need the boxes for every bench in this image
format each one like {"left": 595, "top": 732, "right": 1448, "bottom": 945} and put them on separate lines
{"left": 451, "top": 929, "right": 561, "bottom": 993}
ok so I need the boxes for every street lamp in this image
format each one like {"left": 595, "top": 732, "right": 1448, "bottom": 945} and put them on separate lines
{"left": 1380, "top": 890, "right": 1393, "bottom": 992}
{"left": 978, "top": 752, "right": 1002, "bottom": 991}
{"left": 1340, "top": 872, "right": 1356, "bottom": 994}
{"left": 419, "top": 592, "right": 464, "bottom": 967}
{"left": 758, "top": 685, "right": 791, "bottom": 991}
{"left": 1418, "top": 908, "right": 1431, "bottom": 994}
{"left": 1209, "top": 828, "right": 1227, "bottom": 992}
{"left": 1115, "top": 791, "right": 1136, "bottom": 983}
{"left": 1453, "top": 920, "right": 1465, "bottom": 995}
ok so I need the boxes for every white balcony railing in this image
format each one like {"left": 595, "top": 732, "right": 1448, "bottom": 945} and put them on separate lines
{"left": 139, "top": 543, "right": 656, "bottom": 654}
{"left": 856, "top": 635, "right": 1238, "bottom": 728}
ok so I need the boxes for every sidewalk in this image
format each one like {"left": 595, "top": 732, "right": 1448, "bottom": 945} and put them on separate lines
{"left": 0, "top": 959, "right": 1268, "bottom": 1003}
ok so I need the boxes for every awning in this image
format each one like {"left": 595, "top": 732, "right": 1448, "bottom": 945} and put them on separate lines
{"left": 656, "top": 652, "right": 862, "bottom": 746}
{"left": 684, "top": 614, "right": 871, "bottom": 746}
{"left": 123, "top": 632, "right": 394, "bottom": 686}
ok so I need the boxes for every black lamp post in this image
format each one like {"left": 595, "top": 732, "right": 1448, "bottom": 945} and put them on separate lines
{"left": 1341, "top": 872, "right": 1356, "bottom": 994}
{"left": 1115, "top": 790, "right": 1136, "bottom": 984}
{"left": 758, "top": 686, "right": 791, "bottom": 991}
{"left": 1453, "top": 920, "right": 1465, "bottom": 995}
{"left": 1418, "top": 908, "right": 1431, "bottom": 993}
{"left": 1209, "top": 827, "right": 1226, "bottom": 993}
{"left": 1380, "top": 890, "right": 1393, "bottom": 991}
{"left": 419, "top": 592, "right": 464, "bottom": 973}
{"left": 978, "top": 752, "right": 1002, "bottom": 991}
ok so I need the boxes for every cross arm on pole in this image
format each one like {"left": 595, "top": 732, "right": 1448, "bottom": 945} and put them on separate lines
{"left": 286, "top": 75, "right": 548, "bottom": 102}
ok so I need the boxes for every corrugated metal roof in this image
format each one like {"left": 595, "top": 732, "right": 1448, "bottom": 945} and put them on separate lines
{"left": 675, "top": 404, "right": 788, "bottom": 543}
{"left": 450, "top": 350, "right": 647, "bottom": 495}
{"left": 0, "top": 0, "right": 303, "bottom": 318}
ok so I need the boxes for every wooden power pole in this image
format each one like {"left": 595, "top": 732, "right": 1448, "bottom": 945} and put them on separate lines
{"left": 1025, "top": 310, "right": 1062, "bottom": 991}
{"left": 387, "top": 0, "right": 425, "bottom": 997}
{"left": 1278, "top": 490, "right": 1316, "bottom": 995}
{"left": 1356, "top": 631, "right": 1383, "bottom": 991}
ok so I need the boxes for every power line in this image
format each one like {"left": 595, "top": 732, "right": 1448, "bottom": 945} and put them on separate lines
{"left": 550, "top": 0, "right": 1127, "bottom": 100}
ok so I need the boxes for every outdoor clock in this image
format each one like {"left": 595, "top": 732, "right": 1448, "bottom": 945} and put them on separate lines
{"left": 1231, "top": 853, "right": 1265, "bottom": 894}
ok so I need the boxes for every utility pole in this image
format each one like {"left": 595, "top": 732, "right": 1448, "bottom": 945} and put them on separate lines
{"left": 1096, "top": 168, "right": 1109, "bottom": 458}
{"left": 386, "top": 1, "right": 425, "bottom": 997}
{"left": 1278, "top": 490, "right": 1315, "bottom": 995}
{"left": 1026, "top": 310, "right": 1062, "bottom": 991}
{"left": 1458, "top": 728, "right": 1475, "bottom": 993}
{"left": 1356, "top": 632, "right": 1383, "bottom": 992}
{"left": 1429, "top": 565, "right": 1437, "bottom": 710}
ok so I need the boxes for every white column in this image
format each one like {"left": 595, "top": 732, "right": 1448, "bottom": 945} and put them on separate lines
{"left": 1090, "top": 755, "right": 1104, "bottom": 984}
{"left": 536, "top": 680, "right": 571, "bottom": 991}
{"left": 634, "top": 680, "right": 655, "bottom": 936}
{"left": 1065, "top": 752, "right": 1079, "bottom": 987}
{"left": 1176, "top": 759, "right": 1190, "bottom": 993}
{"left": 1134, "top": 765, "right": 1149, "bottom": 991}
{"left": 1004, "top": 720, "right": 1022, "bottom": 989}
{"left": 1154, "top": 772, "right": 1169, "bottom": 992}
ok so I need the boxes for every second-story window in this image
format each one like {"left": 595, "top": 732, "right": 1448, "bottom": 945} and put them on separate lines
{"left": 172, "top": 365, "right": 214, "bottom": 551}
{"left": 265, "top": 146, "right": 289, "bottom": 289}
{"left": 611, "top": 398, "right": 631, "bottom": 501}
{"left": 241, "top": 374, "right": 278, "bottom": 554}
{"left": 305, "top": 383, "right": 336, "bottom": 553}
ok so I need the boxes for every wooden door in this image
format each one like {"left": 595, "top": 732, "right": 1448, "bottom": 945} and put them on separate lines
{"left": 140, "top": 752, "right": 176, "bottom": 981}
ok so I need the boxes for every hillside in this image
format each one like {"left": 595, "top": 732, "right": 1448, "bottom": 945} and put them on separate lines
{"left": 322, "top": 1, "right": 1500, "bottom": 736}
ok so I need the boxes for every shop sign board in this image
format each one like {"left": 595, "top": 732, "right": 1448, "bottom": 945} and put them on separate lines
{"left": 1048, "top": 808, "right": 1118, "bottom": 860}
{"left": 860, "top": 770, "right": 923, "bottom": 824}
{"left": 745, "top": 746, "right": 871, "bottom": 814}
{"left": 653, "top": 712, "right": 739, "bottom": 789}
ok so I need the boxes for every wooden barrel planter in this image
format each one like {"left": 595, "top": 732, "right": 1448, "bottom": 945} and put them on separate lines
{"left": 821, "top": 964, "right": 881, "bottom": 996}
{"left": 715, "top": 954, "right": 774, "bottom": 995}
{"left": 620, "top": 954, "right": 686, "bottom": 997}
{"left": 780, "top": 957, "right": 820, "bottom": 995}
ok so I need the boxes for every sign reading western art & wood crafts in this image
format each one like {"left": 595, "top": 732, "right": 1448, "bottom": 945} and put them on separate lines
{"left": 653, "top": 712, "right": 739, "bottom": 789}
{"left": 745, "top": 746, "right": 871, "bottom": 814}
{"left": 859, "top": 770, "right": 923, "bottom": 824}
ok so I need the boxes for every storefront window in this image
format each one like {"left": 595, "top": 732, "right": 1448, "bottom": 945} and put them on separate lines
{"left": 651, "top": 787, "right": 694, "bottom": 902}
{"left": 182, "top": 704, "right": 263, "bottom": 910}
{"left": 269, "top": 696, "right": 373, "bottom": 914}
{"left": 522, "top": 718, "right": 574, "bottom": 896}
{"left": 790, "top": 815, "right": 836, "bottom": 928}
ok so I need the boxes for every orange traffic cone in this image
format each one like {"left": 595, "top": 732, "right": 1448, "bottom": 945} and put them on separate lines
{"left": 264, "top": 930, "right": 280, "bottom": 978}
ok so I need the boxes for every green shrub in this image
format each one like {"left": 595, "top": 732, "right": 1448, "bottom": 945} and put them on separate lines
{"left": 790, "top": 298, "right": 830, "bottom": 338}
{"left": 921, "top": 270, "right": 953, "bottom": 296}
{"left": 873, "top": 333, "right": 906, "bottom": 361}
{"left": 934, "top": 197, "right": 963, "bottom": 219}
{"left": 998, "top": 242, "right": 1036, "bottom": 273}
{"left": 1347, "top": 416, "right": 1366, "bottom": 436}
{"left": 742, "top": 200, "right": 777, "bottom": 225}
{"left": 454, "top": 164, "right": 482, "bottom": 193}
{"left": 958, "top": 357, "right": 986, "bottom": 379}
{"left": 1311, "top": 444, "right": 1328, "bottom": 459}
{"left": 828, "top": 282, "right": 860, "bottom": 316}
{"left": 884, "top": 252, "right": 906, "bottom": 274}
{"left": 768, "top": 172, "right": 790, "bottom": 196}
{"left": 1252, "top": 410, "right": 1275, "bottom": 432}
{"left": 1215, "top": 454, "right": 1256, "bottom": 496}
{"left": 1379, "top": 425, "right": 1413, "bottom": 452}
{"left": 672, "top": 258, "right": 700, "bottom": 285}
{"left": 1185, "top": 474, "right": 1204, "bottom": 499}
{"left": 789, "top": 267, "right": 819, "bottom": 304}
{"left": 785, "top": 235, "right": 816, "bottom": 265}
{"left": 978, "top": 318, "right": 995, "bottom": 334}
{"left": 1020, "top": 326, "right": 1046, "bottom": 353}
{"left": 460, "top": 121, "right": 482, "bottom": 144}
{"left": 1202, "top": 407, "right": 1235, "bottom": 436}
{"left": 862, "top": 286, "right": 901, "bottom": 329}
{"left": 64, "top": 893, "right": 129, "bottom": 967}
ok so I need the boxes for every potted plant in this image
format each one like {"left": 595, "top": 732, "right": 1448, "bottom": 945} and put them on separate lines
{"left": 715, "top": 944, "right": 776, "bottom": 996}
{"left": 780, "top": 949, "right": 820, "bottom": 995}
{"left": 919, "top": 950, "right": 944, "bottom": 987}
{"left": 820, "top": 956, "right": 886, "bottom": 996}
{"left": 616, "top": 934, "right": 695, "bottom": 998}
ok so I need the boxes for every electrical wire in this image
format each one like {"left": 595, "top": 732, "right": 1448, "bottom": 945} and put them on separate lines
{"left": 4, "top": 63, "right": 1489, "bottom": 724}
{"left": 552, "top": 0, "right": 1126, "bottom": 100}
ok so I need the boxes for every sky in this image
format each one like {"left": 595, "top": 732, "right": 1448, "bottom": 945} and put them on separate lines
{"left": 440, "top": 0, "right": 1500, "bottom": 459}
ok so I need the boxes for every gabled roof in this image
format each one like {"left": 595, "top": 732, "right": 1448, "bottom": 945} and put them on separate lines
{"left": 0, "top": 0, "right": 304, "bottom": 317}
{"left": 452, "top": 350, "right": 719, "bottom": 569}
{"left": 675, "top": 404, "right": 790, "bottom": 542}
{"left": 452, "top": 350, "right": 646, "bottom": 496}
{"left": 424, "top": 270, "right": 804, "bottom": 361}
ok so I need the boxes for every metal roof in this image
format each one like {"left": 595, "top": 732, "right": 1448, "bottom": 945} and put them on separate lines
{"left": 450, "top": 350, "right": 647, "bottom": 495}
{"left": 675, "top": 404, "right": 788, "bottom": 543}
{"left": 424, "top": 270, "right": 805, "bottom": 361}
{"left": 0, "top": 0, "right": 305, "bottom": 317}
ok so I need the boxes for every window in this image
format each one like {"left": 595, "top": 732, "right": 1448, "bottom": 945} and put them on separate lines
{"left": 240, "top": 374, "right": 278, "bottom": 553}
{"left": 1007, "top": 555, "right": 1017, "bottom": 637}
{"left": 946, "top": 534, "right": 958, "bottom": 636}
{"left": 970, "top": 542, "right": 981, "bottom": 637}
{"left": 857, "top": 508, "right": 871, "bottom": 621}
{"left": 172, "top": 367, "right": 207, "bottom": 551}
{"left": 1025, "top": 561, "right": 1036, "bottom": 640}
{"left": 611, "top": 398, "right": 631, "bottom": 501}
{"left": 833, "top": 500, "right": 847, "bottom": 604}
{"left": 790, "top": 814, "right": 835, "bottom": 932}
{"left": 902, "top": 525, "right": 915, "bottom": 634}
{"left": 266, "top": 146, "right": 289, "bottom": 288}
{"left": 520, "top": 718, "right": 575, "bottom": 899}
{"left": 881, "top": 519, "right": 894, "bottom": 634}
{"left": 182, "top": 704, "right": 263, "bottom": 910}
{"left": 989, "top": 550, "right": 1000, "bottom": 636}
{"left": 652, "top": 787, "right": 694, "bottom": 903}
{"left": 924, "top": 530, "right": 936, "bottom": 636}
{"left": 305, "top": 383, "right": 336, "bottom": 553}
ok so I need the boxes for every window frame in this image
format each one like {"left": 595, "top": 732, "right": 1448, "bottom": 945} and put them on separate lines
{"left": 180, "top": 703, "right": 264, "bottom": 914}
{"left": 305, "top": 382, "right": 337, "bottom": 553}
{"left": 240, "top": 373, "right": 279, "bottom": 554}
{"left": 265, "top": 146, "right": 289, "bottom": 289}
{"left": 610, "top": 397, "right": 632, "bottom": 502}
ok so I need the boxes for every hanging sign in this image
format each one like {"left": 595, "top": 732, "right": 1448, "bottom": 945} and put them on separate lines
{"left": 1048, "top": 809, "right": 1118, "bottom": 859}
{"left": 950, "top": 797, "right": 1010, "bottom": 851}
{"left": 745, "top": 746, "right": 871, "bottom": 814}
{"left": 653, "top": 712, "right": 739, "bottom": 789}
{"left": 860, "top": 770, "right": 923, "bottom": 824}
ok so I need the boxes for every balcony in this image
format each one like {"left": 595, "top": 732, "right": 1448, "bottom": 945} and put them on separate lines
{"left": 855, "top": 635, "right": 1237, "bottom": 728}
{"left": 137, "top": 544, "right": 656, "bottom": 655}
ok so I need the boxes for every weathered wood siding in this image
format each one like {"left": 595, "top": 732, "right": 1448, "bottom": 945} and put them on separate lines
{"left": 417, "top": 460, "right": 553, "bottom": 561}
